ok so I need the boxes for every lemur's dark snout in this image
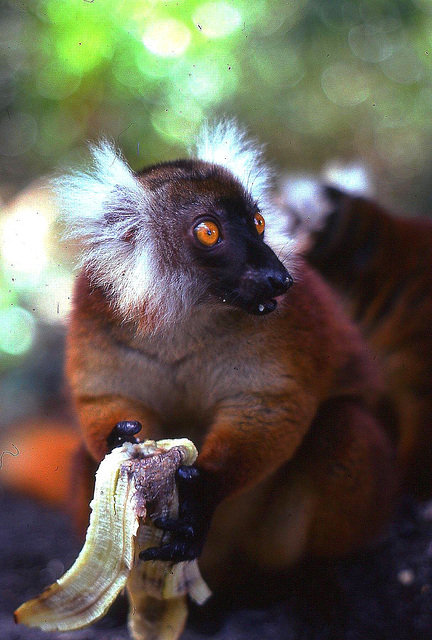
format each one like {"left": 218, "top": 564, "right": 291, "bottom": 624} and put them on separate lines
{"left": 253, "top": 267, "right": 292, "bottom": 301}
{"left": 236, "top": 265, "right": 293, "bottom": 316}
{"left": 267, "top": 271, "right": 293, "bottom": 297}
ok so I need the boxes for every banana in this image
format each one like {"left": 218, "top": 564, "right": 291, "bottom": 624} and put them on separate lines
{"left": 14, "top": 438, "right": 211, "bottom": 640}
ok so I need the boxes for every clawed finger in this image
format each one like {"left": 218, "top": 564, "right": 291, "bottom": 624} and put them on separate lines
{"left": 152, "top": 517, "right": 194, "bottom": 539}
{"left": 139, "top": 542, "right": 197, "bottom": 563}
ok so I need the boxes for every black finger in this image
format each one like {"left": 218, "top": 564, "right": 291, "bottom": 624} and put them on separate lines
{"left": 152, "top": 517, "right": 194, "bottom": 538}
{"left": 106, "top": 421, "right": 142, "bottom": 451}
{"left": 139, "top": 546, "right": 162, "bottom": 561}
{"left": 140, "top": 542, "right": 195, "bottom": 563}
{"left": 177, "top": 465, "right": 200, "bottom": 483}
{"left": 115, "top": 421, "right": 142, "bottom": 437}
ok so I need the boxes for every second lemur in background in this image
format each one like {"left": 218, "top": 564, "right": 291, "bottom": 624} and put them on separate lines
{"left": 282, "top": 177, "right": 432, "bottom": 500}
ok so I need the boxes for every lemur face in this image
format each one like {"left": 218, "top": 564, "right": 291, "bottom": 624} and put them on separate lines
{"left": 138, "top": 160, "right": 292, "bottom": 316}
{"left": 58, "top": 122, "right": 296, "bottom": 327}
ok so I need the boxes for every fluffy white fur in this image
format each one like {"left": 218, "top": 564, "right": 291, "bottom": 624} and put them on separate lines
{"left": 280, "top": 175, "right": 335, "bottom": 234}
{"left": 55, "top": 140, "right": 180, "bottom": 327}
{"left": 281, "top": 163, "right": 372, "bottom": 235}
{"left": 195, "top": 120, "right": 272, "bottom": 210}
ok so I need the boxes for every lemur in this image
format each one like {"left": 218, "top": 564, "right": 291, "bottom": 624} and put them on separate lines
{"left": 55, "top": 122, "right": 399, "bottom": 585}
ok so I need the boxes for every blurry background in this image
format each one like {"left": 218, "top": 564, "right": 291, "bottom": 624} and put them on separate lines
{"left": 1, "top": 0, "right": 432, "bottom": 429}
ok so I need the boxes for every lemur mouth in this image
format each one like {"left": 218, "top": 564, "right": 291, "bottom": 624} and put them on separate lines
{"left": 219, "top": 290, "right": 284, "bottom": 316}
{"left": 253, "top": 298, "right": 278, "bottom": 315}
{"left": 226, "top": 296, "right": 278, "bottom": 316}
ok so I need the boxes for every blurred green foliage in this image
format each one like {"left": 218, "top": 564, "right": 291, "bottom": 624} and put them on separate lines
{"left": 1, "top": 0, "right": 432, "bottom": 212}
{"left": 1, "top": 0, "right": 432, "bottom": 424}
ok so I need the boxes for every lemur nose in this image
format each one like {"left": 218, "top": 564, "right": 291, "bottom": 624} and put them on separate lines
{"left": 267, "top": 272, "right": 293, "bottom": 297}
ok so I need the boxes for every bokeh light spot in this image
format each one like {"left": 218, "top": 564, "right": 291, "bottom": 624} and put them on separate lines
{"left": 348, "top": 24, "right": 394, "bottom": 62}
{"left": 185, "top": 58, "right": 238, "bottom": 102}
{"left": 34, "top": 269, "right": 73, "bottom": 322}
{"left": 143, "top": 19, "right": 191, "bottom": 58}
{"left": 321, "top": 63, "right": 369, "bottom": 107}
{"left": 253, "top": 47, "right": 305, "bottom": 88}
{"left": 1, "top": 208, "right": 49, "bottom": 278}
{"left": 151, "top": 100, "right": 203, "bottom": 143}
{"left": 380, "top": 47, "right": 424, "bottom": 84}
{"left": 0, "top": 307, "right": 35, "bottom": 356}
{"left": 193, "top": 1, "right": 242, "bottom": 39}
{"left": 56, "top": 26, "right": 112, "bottom": 73}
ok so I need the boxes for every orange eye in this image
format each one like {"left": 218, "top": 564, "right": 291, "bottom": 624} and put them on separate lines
{"left": 254, "top": 212, "right": 265, "bottom": 235}
{"left": 194, "top": 220, "right": 220, "bottom": 247}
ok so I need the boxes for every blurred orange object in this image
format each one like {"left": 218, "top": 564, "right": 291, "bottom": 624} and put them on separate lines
{"left": 1, "top": 420, "right": 79, "bottom": 507}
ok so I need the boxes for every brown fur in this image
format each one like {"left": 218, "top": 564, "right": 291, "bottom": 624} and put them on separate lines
{"left": 66, "top": 258, "right": 396, "bottom": 580}
{"left": 306, "top": 191, "right": 432, "bottom": 498}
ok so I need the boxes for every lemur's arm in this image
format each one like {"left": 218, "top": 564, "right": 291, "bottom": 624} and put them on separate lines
{"left": 198, "top": 389, "right": 318, "bottom": 498}
{"left": 72, "top": 394, "right": 159, "bottom": 461}
{"left": 66, "top": 275, "right": 163, "bottom": 462}
{"left": 140, "top": 386, "right": 320, "bottom": 563}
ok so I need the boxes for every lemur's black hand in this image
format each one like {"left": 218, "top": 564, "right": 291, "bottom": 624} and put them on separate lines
{"left": 140, "top": 465, "right": 218, "bottom": 563}
{"left": 106, "top": 421, "right": 142, "bottom": 451}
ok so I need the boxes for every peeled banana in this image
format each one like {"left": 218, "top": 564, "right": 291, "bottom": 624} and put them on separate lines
{"left": 14, "top": 438, "right": 212, "bottom": 640}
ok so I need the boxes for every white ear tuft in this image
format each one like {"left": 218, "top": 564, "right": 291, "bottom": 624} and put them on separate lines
{"left": 195, "top": 120, "right": 297, "bottom": 271}
{"left": 322, "top": 161, "right": 372, "bottom": 197}
{"left": 53, "top": 140, "right": 157, "bottom": 318}
{"left": 194, "top": 120, "right": 273, "bottom": 209}
{"left": 54, "top": 141, "right": 207, "bottom": 330}
{"left": 54, "top": 139, "right": 148, "bottom": 245}
{"left": 280, "top": 175, "right": 334, "bottom": 234}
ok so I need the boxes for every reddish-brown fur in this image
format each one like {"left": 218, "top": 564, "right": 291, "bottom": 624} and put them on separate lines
{"left": 66, "top": 255, "right": 397, "bottom": 580}
{"left": 306, "top": 191, "right": 432, "bottom": 498}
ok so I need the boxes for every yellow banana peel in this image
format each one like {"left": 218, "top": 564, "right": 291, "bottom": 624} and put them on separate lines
{"left": 14, "top": 438, "right": 211, "bottom": 640}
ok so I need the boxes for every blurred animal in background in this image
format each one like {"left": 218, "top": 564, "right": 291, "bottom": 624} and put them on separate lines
{"left": 281, "top": 177, "right": 432, "bottom": 499}
{"left": 3, "top": 123, "right": 432, "bottom": 594}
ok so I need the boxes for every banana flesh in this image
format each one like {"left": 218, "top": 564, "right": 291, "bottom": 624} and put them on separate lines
{"left": 15, "top": 438, "right": 211, "bottom": 640}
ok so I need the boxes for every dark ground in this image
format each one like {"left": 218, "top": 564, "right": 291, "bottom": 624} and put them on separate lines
{"left": 2, "top": 488, "right": 432, "bottom": 640}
